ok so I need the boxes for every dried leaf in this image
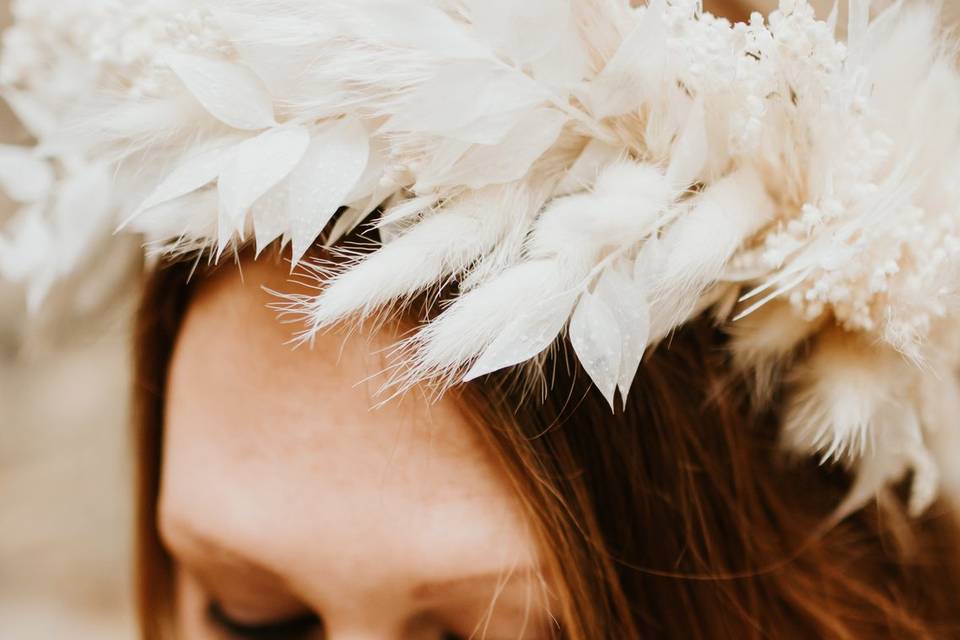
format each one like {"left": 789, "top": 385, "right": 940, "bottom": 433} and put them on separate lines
{"left": 596, "top": 265, "right": 650, "bottom": 402}
{"left": 422, "top": 108, "right": 566, "bottom": 190}
{"left": 165, "top": 51, "right": 277, "bottom": 130}
{"left": 569, "top": 290, "right": 622, "bottom": 410}
{"left": 465, "top": 0, "right": 571, "bottom": 64}
{"left": 287, "top": 118, "right": 370, "bottom": 264}
{"left": 464, "top": 290, "right": 577, "bottom": 381}
{"left": 127, "top": 140, "right": 240, "bottom": 225}
{"left": 666, "top": 97, "right": 708, "bottom": 190}
{"left": 585, "top": 3, "right": 667, "bottom": 119}
{"left": 218, "top": 126, "right": 311, "bottom": 232}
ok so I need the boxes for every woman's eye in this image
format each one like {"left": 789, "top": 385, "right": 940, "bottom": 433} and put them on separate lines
{"left": 207, "top": 602, "right": 321, "bottom": 639}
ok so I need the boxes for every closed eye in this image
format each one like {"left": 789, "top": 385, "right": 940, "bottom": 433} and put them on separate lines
{"left": 207, "top": 601, "right": 321, "bottom": 640}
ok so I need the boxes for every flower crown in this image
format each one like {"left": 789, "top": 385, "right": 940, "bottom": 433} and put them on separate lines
{"left": 2, "top": 0, "right": 960, "bottom": 518}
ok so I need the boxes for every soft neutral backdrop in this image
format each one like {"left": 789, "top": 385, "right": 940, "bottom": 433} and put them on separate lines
{"left": 0, "top": 1, "right": 953, "bottom": 638}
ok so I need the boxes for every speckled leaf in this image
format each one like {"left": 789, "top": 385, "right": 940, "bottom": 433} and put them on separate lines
{"left": 596, "top": 265, "right": 651, "bottom": 402}
{"left": 465, "top": 0, "right": 570, "bottom": 64}
{"left": 463, "top": 291, "right": 577, "bottom": 382}
{"left": 666, "top": 97, "right": 708, "bottom": 190}
{"left": 287, "top": 117, "right": 370, "bottom": 265}
{"left": 381, "top": 61, "right": 547, "bottom": 144}
{"left": 127, "top": 140, "right": 239, "bottom": 225}
{"left": 218, "top": 126, "right": 311, "bottom": 234}
{"left": 424, "top": 107, "right": 566, "bottom": 190}
{"left": 252, "top": 177, "right": 290, "bottom": 256}
{"left": 585, "top": 2, "right": 667, "bottom": 119}
{"left": 165, "top": 51, "right": 277, "bottom": 131}
{"left": 569, "top": 290, "right": 623, "bottom": 410}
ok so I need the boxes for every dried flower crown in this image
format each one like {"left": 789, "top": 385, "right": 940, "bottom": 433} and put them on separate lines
{"left": 2, "top": 0, "right": 960, "bottom": 518}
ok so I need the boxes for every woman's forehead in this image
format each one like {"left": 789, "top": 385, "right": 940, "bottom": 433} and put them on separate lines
{"left": 160, "top": 257, "right": 536, "bottom": 590}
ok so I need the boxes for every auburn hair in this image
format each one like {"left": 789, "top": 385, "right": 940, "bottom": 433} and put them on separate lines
{"left": 132, "top": 231, "right": 960, "bottom": 639}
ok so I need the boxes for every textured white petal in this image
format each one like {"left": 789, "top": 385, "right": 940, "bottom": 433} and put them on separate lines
{"left": 382, "top": 61, "right": 548, "bottom": 144}
{"left": 585, "top": 4, "right": 667, "bottom": 119}
{"left": 596, "top": 265, "right": 651, "bottom": 402}
{"left": 128, "top": 189, "right": 220, "bottom": 246}
{"left": 218, "top": 126, "right": 311, "bottom": 231}
{"left": 463, "top": 290, "right": 577, "bottom": 382}
{"left": 128, "top": 140, "right": 240, "bottom": 223}
{"left": 165, "top": 51, "right": 277, "bottom": 131}
{"left": 422, "top": 108, "right": 566, "bottom": 190}
{"left": 530, "top": 11, "right": 589, "bottom": 89}
{"left": 465, "top": 0, "right": 570, "bottom": 64}
{"left": 569, "top": 290, "right": 622, "bottom": 410}
{"left": 252, "top": 177, "right": 290, "bottom": 255}
{"left": 666, "top": 97, "right": 708, "bottom": 190}
{"left": 287, "top": 118, "right": 370, "bottom": 264}
{"left": 345, "top": 136, "right": 386, "bottom": 204}
{"left": 346, "top": 1, "right": 488, "bottom": 57}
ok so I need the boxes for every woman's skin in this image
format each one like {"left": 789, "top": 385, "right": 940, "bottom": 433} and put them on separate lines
{"left": 160, "top": 259, "right": 553, "bottom": 639}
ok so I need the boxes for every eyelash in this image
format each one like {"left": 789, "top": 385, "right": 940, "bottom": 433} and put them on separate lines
{"left": 207, "top": 602, "right": 321, "bottom": 639}
{"left": 208, "top": 602, "right": 473, "bottom": 640}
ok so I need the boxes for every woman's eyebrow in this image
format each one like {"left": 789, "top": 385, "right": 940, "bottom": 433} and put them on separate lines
{"left": 410, "top": 565, "right": 543, "bottom": 600}
{"left": 160, "top": 513, "right": 283, "bottom": 580}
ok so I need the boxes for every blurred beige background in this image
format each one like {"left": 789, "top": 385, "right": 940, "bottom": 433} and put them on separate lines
{"left": 0, "top": 1, "right": 135, "bottom": 638}
{"left": 0, "top": 1, "right": 955, "bottom": 639}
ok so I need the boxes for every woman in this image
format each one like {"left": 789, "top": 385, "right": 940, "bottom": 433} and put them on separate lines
{"left": 4, "top": 0, "right": 960, "bottom": 637}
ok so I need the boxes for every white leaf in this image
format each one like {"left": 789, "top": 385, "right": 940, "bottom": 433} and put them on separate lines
{"left": 287, "top": 118, "right": 370, "bottom": 264}
{"left": 585, "top": 4, "right": 667, "bottom": 119}
{"left": 165, "top": 51, "right": 277, "bottom": 130}
{"left": 666, "top": 97, "right": 708, "bottom": 191}
{"left": 596, "top": 265, "right": 651, "bottom": 402}
{"left": 218, "top": 126, "right": 311, "bottom": 231}
{"left": 252, "top": 177, "right": 290, "bottom": 256}
{"left": 345, "top": 2, "right": 488, "bottom": 58}
{"left": 421, "top": 108, "right": 566, "bottom": 190}
{"left": 127, "top": 140, "right": 240, "bottom": 225}
{"left": 128, "top": 189, "right": 219, "bottom": 245}
{"left": 465, "top": 0, "right": 570, "bottom": 64}
{"left": 464, "top": 291, "right": 577, "bottom": 381}
{"left": 381, "top": 61, "right": 547, "bottom": 144}
{"left": 847, "top": 0, "right": 872, "bottom": 57}
{"left": 345, "top": 136, "right": 387, "bottom": 204}
{"left": 377, "top": 194, "right": 441, "bottom": 228}
{"left": 411, "top": 139, "right": 472, "bottom": 192}
{"left": 0, "top": 145, "right": 53, "bottom": 203}
{"left": 530, "top": 11, "right": 589, "bottom": 89}
{"left": 569, "top": 290, "right": 622, "bottom": 410}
